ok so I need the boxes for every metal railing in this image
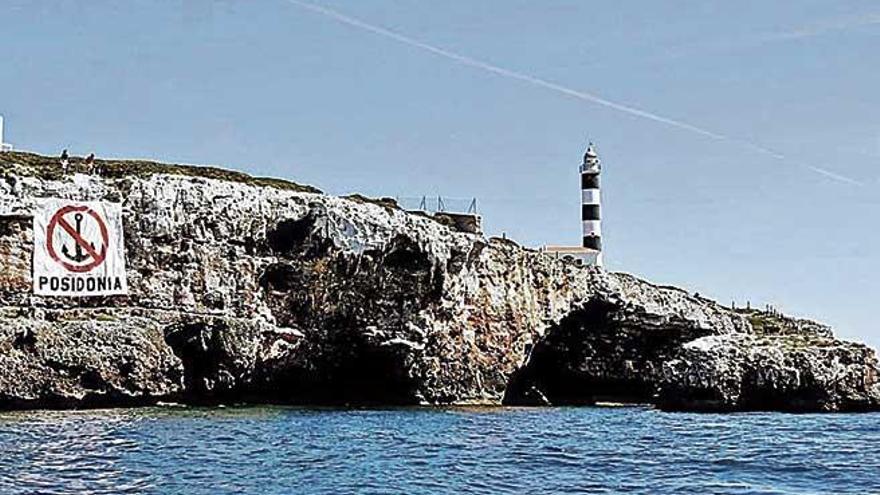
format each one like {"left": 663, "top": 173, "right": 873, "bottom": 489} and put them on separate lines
{"left": 396, "top": 196, "right": 478, "bottom": 214}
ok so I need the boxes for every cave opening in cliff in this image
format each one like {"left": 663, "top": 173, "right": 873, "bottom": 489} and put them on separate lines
{"left": 503, "top": 300, "right": 675, "bottom": 406}
{"left": 383, "top": 235, "right": 433, "bottom": 272}
{"left": 267, "top": 345, "right": 421, "bottom": 407}
{"left": 164, "top": 321, "right": 234, "bottom": 401}
{"left": 301, "top": 323, "right": 421, "bottom": 405}
{"left": 318, "top": 348, "right": 420, "bottom": 406}
{"left": 248, "top": 317, "right": 422, "bottom": 407}
{"left": 267, "top": 215, "right": 315, "bottom": 254}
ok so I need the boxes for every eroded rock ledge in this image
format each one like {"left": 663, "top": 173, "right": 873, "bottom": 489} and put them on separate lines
{"left": 1, "top": 152, "right": 878, "bottom": 412}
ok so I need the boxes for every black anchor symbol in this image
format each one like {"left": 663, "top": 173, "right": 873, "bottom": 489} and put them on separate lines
{"left": 61, "top": 213, "right": 96, "bottom": 263}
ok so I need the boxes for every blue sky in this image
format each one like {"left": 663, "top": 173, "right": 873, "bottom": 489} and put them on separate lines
{"left": 2, "top": 1, "right": 879, "bottom": 346}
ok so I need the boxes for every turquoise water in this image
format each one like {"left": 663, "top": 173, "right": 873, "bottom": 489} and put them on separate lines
{"left": 0, "top": 406, "right": 877, "bottom": 494}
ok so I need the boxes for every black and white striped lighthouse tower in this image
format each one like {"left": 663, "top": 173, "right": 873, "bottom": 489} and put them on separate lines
{"left": 580, "top": 142, "right": 602, "bottom": 265}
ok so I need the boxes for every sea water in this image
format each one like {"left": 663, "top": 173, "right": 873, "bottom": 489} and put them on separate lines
{"left": 0, "top": 406, "right": 877, "bottom": 494}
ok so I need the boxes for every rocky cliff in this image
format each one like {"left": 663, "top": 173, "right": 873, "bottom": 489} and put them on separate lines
{"left": 1, "top": 152, "right": 878, "bottom": 412}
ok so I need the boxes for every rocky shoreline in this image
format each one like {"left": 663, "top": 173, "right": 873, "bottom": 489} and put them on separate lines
{"left": 1, "top": 152, "right": 878, "bottom": 412}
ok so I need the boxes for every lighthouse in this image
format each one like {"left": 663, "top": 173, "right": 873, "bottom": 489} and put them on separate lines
{"left": 580, "top": 143, "right": 602, "bottom": 264}
{"left": 0, "top": 115, "right": 12, "bottom": 152}
{"left": 540, "top": 140, "right": 603, "bottom": 267}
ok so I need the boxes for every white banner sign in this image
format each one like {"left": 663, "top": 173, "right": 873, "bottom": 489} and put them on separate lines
{"left": 33, "top": 199, "right": 128, "bottom": 296}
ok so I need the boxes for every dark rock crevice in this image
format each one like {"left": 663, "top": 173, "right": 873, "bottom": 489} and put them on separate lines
{"left": 267, "top": 217, "right": 314, "bottom": 254}
{"left": 163, "top": 320, "right": 244, "bottom": 402}
{"left": 384, "top": 235, "right": 432, "bottom": 272}
{"left": 266, "top": 207, "right": 333, "bottom": 260}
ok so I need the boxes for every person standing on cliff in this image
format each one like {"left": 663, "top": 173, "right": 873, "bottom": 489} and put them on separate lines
{"left": 60, "top": 149, "right": 69, "bottom": 174}
{"left": 84, "top": 153, "right": 95, "bottom": 174}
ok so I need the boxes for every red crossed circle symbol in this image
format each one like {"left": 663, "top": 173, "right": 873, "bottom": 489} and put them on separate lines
{"left": 46, "top": 205, "right": 109, "bottom": 273}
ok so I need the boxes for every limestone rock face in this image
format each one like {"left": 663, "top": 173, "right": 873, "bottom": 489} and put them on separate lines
{"left": 658, "top": 333, "right": 880, "bottom": 412}
{"left": 1, "top": 152, "right": 878, "bottom": 412}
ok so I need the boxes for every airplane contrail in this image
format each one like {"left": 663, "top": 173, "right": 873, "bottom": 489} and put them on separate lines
{"left": 284, "top": 0, "right": 863, "bottom": 186}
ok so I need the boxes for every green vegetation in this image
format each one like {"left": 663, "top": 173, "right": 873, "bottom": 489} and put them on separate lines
{"left": 93, "top": 313, "right": 119, "bottom": 322}
{"left": 737, "top": 309, "right": 804, "bottom": 336}
{"left": 756, "top": 332, "right": 835, "bottom": 350}
{"left": 734, "top": 308, "right": 835, "bottom": 349}
{"left": 342, "top": 193, "right": 400, "bottom": 211}
{"left": 741, "top": 311, "right": 785, "bottom": 334}
{"left": 0, "top": 151, "right": 322, "bottom": 194}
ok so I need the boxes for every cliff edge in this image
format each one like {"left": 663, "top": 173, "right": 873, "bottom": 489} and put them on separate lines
{"left": 1, "top": 152, "right": 878, "bottom": 412}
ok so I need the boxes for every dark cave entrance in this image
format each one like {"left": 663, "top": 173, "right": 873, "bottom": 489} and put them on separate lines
{"left": 503, "top": 300, "right": 688, "bottom": 406}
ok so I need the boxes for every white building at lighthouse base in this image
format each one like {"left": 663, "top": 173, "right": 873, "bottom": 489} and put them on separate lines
{"left": 540, "top": 245, "right": 602, "bottom": 267}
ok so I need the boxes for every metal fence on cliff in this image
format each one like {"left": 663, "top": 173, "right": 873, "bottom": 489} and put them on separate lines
{"left": 395, "top": 196, "right": 478, "bottom": 214}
